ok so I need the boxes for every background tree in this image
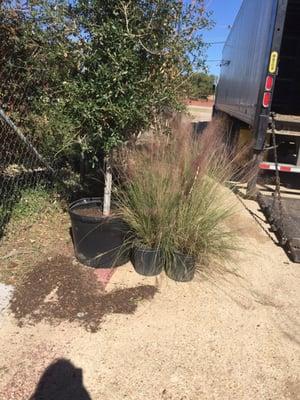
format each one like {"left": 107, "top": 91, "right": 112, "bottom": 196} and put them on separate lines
{"left": 186, "top": 72, "right": 215, "bottom": 100}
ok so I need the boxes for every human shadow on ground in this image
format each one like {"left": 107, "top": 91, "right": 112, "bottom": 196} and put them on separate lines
{"left": 30, "top": 359, "right": 92, "bottom": 400}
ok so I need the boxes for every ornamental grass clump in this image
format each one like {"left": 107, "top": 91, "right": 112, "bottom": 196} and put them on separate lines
{"left": 117, "top": 118, "right": 240, "bottom": 279}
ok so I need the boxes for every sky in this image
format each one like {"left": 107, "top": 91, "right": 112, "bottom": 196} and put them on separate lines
{"left": 203, "top": 0, "right": 243, "bottom": 76}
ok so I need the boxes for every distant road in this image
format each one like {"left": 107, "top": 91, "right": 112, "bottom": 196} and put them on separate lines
{"left": 187, "top": 105, "right": 213, "bottom": 122}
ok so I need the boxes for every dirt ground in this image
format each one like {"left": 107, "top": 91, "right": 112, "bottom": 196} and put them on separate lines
{"left": 0, "top": 192, "right": 299, "bottom": 400}
{"left": 187, "top": 104, "right": 213, "bottom": 123}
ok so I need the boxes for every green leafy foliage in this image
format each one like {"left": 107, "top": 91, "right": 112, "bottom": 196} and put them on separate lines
{"left": 0, "top": 1, "right": 213, "bottom": 163}
{"left": 0, "top": 1, "right": 81, "bottom": 160}
{"left": 186, "top": 72, "right": 215, "bottom": 99}
{"left": 70, "top": 0, "right": 213, "bottom": 155}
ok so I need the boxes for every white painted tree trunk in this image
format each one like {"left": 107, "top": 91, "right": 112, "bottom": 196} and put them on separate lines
{"left": 103, "top": 155, "right": 112, "bottom": 216}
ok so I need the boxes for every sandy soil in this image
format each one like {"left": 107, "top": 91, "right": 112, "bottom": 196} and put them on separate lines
{"left": 0, "top": 194, "right": 299, "bottom": 400}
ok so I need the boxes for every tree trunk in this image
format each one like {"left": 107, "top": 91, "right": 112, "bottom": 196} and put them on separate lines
{"left": 103, "top": 155, "right": 112, "bottom": 216}
{"left": 79, "top": 151, "right": 86, "bottom": 184}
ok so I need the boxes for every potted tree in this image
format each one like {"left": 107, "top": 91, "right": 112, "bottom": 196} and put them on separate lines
{"left": 66, "top": 1, "right": 212, "bottom": 268}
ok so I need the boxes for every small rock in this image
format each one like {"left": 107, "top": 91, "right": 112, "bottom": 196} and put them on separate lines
{"left": 77, "top": 312, "right": 85, "bottom": 318}
{"left": 0, "top": 283, "right": 14, "bottom": 314}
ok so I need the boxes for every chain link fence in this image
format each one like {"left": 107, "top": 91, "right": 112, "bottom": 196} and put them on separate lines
{"left": 0, "top": 107, "right": 54, "bottom": 237}
{"left": 0, "top": 4, "right": 66, "bottom": 238}
{"left": 0, "top": 35, "right": 55, "bottom": 237}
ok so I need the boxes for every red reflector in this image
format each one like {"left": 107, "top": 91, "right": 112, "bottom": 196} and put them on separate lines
{"left": 265, "top": 75, "right": 274, "bottom": 91}
{"left": 263, "top": 92, "right": 271, "bottom": 108}
{"left": 259, "top": 163, "right": 270, "bottom": 169}
{"left": 280, "top": 166, "right": 291, "bottom": 172}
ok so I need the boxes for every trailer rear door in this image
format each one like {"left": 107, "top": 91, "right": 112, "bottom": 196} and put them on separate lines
{"left": 272, "top": 0, "right": 300, "bottom": 116}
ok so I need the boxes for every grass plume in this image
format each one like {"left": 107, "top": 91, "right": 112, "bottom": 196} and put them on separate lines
{"left": 116, "top": 116, "right": 243, "bottom": 273}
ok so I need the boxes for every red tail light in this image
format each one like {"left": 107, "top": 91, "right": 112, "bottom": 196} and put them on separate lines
{"left": 265, "top": 75, "right": 274, "bottom": 91}
{"left": 263, "top": 92, "right": 271, "bottom": 108}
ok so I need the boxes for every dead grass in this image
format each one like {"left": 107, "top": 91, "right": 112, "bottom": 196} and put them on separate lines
{"left": 0, "top": 208, "right": 71, "bottom": 285}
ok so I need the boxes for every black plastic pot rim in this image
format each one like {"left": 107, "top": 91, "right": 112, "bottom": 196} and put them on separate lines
{"left": 133, "top": 247, "right": 196, "bottom": 260}
{"left": 69, "top": 197, "right": 121, "bottom": 223}
{"left": 69, "top": 197, "right": 102, "bottom": 208}
{"left": 69, "top": 197, "right": 119, "bottom": 209}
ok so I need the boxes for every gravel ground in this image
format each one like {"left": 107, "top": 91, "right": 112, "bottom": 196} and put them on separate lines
{"left": 0, "top": 282, "right": 13, "bottom": 318}
{"left": 0, "top": 194, "right": 299, "bottom": 400}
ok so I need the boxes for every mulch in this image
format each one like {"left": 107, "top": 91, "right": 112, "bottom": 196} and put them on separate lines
{"left": 10, "top": 255, "right": 158, "bottom": 332}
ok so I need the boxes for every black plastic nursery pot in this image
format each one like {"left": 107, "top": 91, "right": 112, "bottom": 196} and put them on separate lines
{"left": 165, "top": 252, "right": 196, "bottom": 282}
{"left": 69, "top": 198, "right": 130, "bottom": 268}
{"left": 131, "top": 247, "right": 163, "bottom": 276}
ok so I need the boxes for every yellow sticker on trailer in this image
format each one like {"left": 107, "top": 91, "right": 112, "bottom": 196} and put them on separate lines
{"left": 269, "top": 51, "right": 278, "bottom": 74}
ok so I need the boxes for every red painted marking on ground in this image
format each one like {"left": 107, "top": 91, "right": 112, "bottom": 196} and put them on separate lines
{"left": 94, "top": 268, "right": 115, "bottom": 289}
